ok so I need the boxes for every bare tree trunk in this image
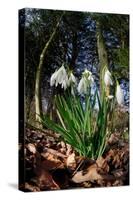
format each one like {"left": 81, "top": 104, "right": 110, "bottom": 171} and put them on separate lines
{"left": 69, "top": 32, "right": 78, "bottom": 70}
{"left": 35, "top": 13, "right": 64, "bottom": 127}
{"left": 96, "top": 20, "right": 108, "bottom": 93}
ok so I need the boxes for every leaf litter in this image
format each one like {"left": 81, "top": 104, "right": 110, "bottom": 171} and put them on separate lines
{"left": 19, "top": 127, "right": 129, "bottom": 191}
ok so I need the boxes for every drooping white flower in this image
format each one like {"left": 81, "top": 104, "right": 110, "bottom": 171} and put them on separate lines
{"left": 107, "top": 95, "right": 114, "bottom": 100}
{"left": 56, "top": 65, "right": 67, "bottom": 84}
{"left": 77, "top": 69, "right": 94, "bottom": 95}
{"left": 68, "top": 72, "right": 77, "bottom": 86}
{"left": 104, "top": 69, "right": 113, "bottom": 86}
{"left": 83, "top": 69, "right": 94, "bottom": 84}
{"left": 50, "top": 65, "right": 69, "bottom": 90}
{"left": 61, "top": 77, "right": 68, "bottom": 90}
{"left": 88, "top": 74, "right": 94, "bottom": 83}
{"left": 116, "top": 83, "right": 124, "bottom": 105}
{"left": 82, "top": 69, "right": 90, "bottom": 77}
{"left": 77, "top": 77, "right": 88, "bottom": 94}
{"left": 50, "top": 70, "right": 58, "bottom": 86}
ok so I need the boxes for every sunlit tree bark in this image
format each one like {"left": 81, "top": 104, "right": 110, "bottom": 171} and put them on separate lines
{"left": 35, "top": 12, "right": 64, "bottom": 127}
{"left": 96, "top": 20, "right": 108, "bottom": 93}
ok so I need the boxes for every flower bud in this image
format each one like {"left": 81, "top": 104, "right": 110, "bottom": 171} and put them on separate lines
{"left": 116, "top": 83, "right": 124, "bottom": 105}
{"left": 104, "top": 69, "right": 113, "bottom": 86}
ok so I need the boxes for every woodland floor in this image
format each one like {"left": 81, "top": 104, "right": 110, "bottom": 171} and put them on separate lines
{"left": 19, "top": 125, "right": 129, "bottom": 192}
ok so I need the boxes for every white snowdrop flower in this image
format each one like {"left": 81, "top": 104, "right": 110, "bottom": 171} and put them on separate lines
{"left": 107, "top": 95, "right": 114, "bottom": 100}
{"left": 83, "top": 69, "right": 94, "bottom": 84}
{"left": 77, "top": 77, "right": 87, "bottom": 94}
{"left": 68, "top": 72, "right": 77, "bottom": 86}
{"left": 88, "top": 74, "right": 94, "bottom": 83}
{"left": 116, "top": 83, "right": 124, "bottom": 105}
{"left": 61, "top": 80, "right": 67, "bottom": 90}
{"left": 104, "top": 69, "right": 113, "bottom": 86}
{"left": 56, "top": 65, "right": 67, "bottom": 84}
{"left": 50, "top": 65, "right": 69, "bottom": 90}
{"left": 61, "top": 76, "right": 69, "bottom": 90}
{"left": 50, "top": 70, "right": 58, "bottom": 86}
{"left": 69, "top": 72, "right": 77, "bottom": 84}
{"left": 83, "top": 68, "right": 90, "bottom": 76}
{"left": 77, "top": 69, "right": 94, "bottom": 95}
{"left": 77, "top": 78, "right": 83, "bottom": 94}
{"left": 84, "top": 68, "right": 90, "bottom": 74}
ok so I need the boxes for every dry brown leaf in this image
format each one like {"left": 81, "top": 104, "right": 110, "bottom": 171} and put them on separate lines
{"left": 59, "top": 141, "right": 67, "bottom": 154}
{"left": 108, "top": 133, "right": 119, "bottom": 145}
{"left": 44, "top": 148, "right": 67, "bottom": 158}
{"left": 37, "top": 170, "right": 60, "bottom": 190}
{"left": 111, "top": 169, "right": 125, "bottom": 178}
{"left": 24, "top": 183, "right": 40, "bottom": 192}
{"left": 60, "top": 141, "right": 66, "bottom": 149}
{"left": 27, "top": 143, "right": 36, "bottom": 154}
{"left": 41, "top": 152, "right": 65, "bottom": 170}
{"left": 66, "top": 144, "right": 73, "bottom": 156}
{"left": 96, "top": 157, "right": 109, "bottom": 173}
{"left": 66, "top": 153, "right": 76, "bottom": 170}
{"left": 112, "top": 179, "right": 124, "bottom": 186}
{"left": 72, "top": 163, "right": 103, "bottom": 183}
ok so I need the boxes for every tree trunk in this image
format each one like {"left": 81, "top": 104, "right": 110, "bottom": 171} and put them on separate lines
{"left": 96, "top": 20, "right": 108, "bottom": 93}
{"left": 25, "top": 95, "right": 32, "bottom": 123}
{"left": 35, "top": 13, "right": 64, "bottom": 127}
{"left": 69, "top": 32, "right": 78, "bottom": 70}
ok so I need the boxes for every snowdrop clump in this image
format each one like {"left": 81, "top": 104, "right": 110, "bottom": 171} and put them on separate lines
{"left": 50, "top": 65, "right": 124, "bottom": 106}
{"left": 42, "top": 64, "right": 126, "bottom": 159}
{"left": 50, "top": 66, "right": 94, "bottom": 95}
